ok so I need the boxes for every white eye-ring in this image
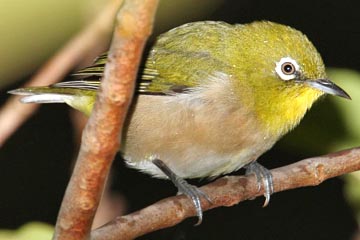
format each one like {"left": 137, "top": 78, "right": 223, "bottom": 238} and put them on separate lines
{"left": 275, "top": 57, "right": 300, "bottom": 81}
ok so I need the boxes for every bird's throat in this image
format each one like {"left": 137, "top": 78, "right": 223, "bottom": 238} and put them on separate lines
{"left": 253, "top": 86, "right": 323, "bottom": 138}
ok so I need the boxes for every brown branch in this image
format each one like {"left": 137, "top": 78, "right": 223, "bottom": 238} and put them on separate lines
{"left": 0, "top": 0, "right": 123, "bottom": 147}
{"left": 52, "top": 0, "right": 159, "bottom": 240}
{"left": 90, "top": 147, "right": 360, "bottom": 240}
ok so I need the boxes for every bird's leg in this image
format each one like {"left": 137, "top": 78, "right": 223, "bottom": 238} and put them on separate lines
{"left": 245, "top": 161, "right": 274, "bottom": 207}
{"left": 152, "top": 159, "right": 212, "bottom": 225}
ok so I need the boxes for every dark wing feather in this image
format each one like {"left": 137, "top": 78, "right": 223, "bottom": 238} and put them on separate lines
{"left": 72, "top": 53, "right": 107, "bottom": 77}
{"left": 70, "top": 52, "right": 167, "bottom": 95}
{"left": 52, "top": 80, "right": 101, "bottom": 91}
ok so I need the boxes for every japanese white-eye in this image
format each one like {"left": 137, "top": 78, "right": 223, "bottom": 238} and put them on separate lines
{"left": 9, "top": 21, "right": 350, "bottom": 224}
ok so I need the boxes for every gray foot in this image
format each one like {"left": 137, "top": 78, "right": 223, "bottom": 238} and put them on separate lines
{"left": 152, "top": 159, "right": 212, "bottom": 225}
{"left": 245, "top": 161, "right": 274, "bottom": 207}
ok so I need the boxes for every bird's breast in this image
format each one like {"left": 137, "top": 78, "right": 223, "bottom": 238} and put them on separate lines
{"left": 122, "top": 91, "right": 276, "bottom": 179}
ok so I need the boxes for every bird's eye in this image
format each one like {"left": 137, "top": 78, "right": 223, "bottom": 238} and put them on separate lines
{"left": 281, "top": 62, "right": 295, "bottom": 75}
{"left": 275, "top": 57, "right": 299, "bottom": 81}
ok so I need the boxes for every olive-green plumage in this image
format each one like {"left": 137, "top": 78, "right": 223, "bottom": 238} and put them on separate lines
{"left": 10, "top": 21, "right": 349, "bottom": 179}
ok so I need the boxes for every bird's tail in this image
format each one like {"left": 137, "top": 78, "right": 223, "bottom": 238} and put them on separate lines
{"left": 8, "top": 81, "right": 99, "bottom": 115}
{"left": 8, "top": 87, "right": 77, "bottom": 104}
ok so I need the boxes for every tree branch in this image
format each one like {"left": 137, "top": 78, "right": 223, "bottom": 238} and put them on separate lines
{"left": 0, "top": 0, "right": 123, "bottom": 147}
{"left": 90, "top": 147, "right": 360, "bottom": 240}
{"left": 52, "top": 0, "right": 159, "bottom": 239}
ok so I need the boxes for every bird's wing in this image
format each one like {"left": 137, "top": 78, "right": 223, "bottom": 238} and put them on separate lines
{"left": 69, "top": 21, "right": 234, "bottom": 94}
{"left": 70, "top": 53, "right": 170, "bottom": 95}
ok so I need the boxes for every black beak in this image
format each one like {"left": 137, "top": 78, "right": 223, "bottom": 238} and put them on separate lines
{"left": 304, "top": 78, "right": 351, "bottom": 100}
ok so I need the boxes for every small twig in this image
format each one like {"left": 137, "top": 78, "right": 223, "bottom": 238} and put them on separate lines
{"left": 52, "top": 0, "right": 159, "bottom": 240}
{"left": 0, "top": 0, "right": 123, "bottom": 147}
{"left": 90, "top": 147, "right": 360, "bottom": 240}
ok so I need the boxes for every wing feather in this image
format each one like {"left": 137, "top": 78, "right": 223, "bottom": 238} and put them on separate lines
{"left": 67, "top": 22, "right": 234, "bottom": 94}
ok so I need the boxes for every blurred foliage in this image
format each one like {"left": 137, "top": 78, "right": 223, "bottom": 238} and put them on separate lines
{"left": 0, "top": 222, "right": 53, "bottom": 240}
{"left": 327, "top": 68, "right": 360, "bottom": 151}
{"left": 0, "top": 0, "right": 223, "bottom": 89}
{"left": 0, "top": 0, "right": 95, "bottom": 88}
{"left": 325, "top": 69, "right": 360, "bottom": 226}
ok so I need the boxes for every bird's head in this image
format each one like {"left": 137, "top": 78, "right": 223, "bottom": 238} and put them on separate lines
{"left": 230, "top": 21, "right": 350, "bottom": 134}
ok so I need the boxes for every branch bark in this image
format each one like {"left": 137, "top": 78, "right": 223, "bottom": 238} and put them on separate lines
{"left": 52, "top": 0, "right": 159, "bottom": 239}
{"left": 0, "top": 0, "right": 123, "bottom": 147}
{"left": 90, "top": 147, "right": 360, "bottom": 240}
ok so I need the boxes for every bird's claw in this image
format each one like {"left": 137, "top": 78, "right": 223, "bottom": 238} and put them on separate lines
{"left": 176, "top": 179, "right": 212, "bottom": 225}
{"left": 152, "top": 159, "right": 212, "bottom": 225}
{"left": 245, "top": 161, "right": 274, "bottom": 207}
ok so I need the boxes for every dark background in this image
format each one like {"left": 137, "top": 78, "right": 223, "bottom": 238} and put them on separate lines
{"left": 1, "top": 0, "right": 359, "bottom": 239}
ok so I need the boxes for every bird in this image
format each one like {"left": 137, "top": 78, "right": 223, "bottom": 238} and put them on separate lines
{"left": 9, "top": 21, "right": 350, "bottom": 225}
